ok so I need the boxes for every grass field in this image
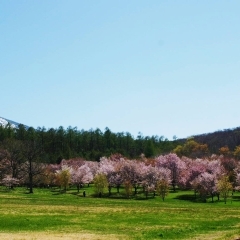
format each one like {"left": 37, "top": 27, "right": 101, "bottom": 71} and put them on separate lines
{"left": 0, "top": 186, "right": 239, "bottom": 240}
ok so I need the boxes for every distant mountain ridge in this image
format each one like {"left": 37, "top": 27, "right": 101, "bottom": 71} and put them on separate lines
{"left": 0, "top": 116, "right": 29, "bottom": 129}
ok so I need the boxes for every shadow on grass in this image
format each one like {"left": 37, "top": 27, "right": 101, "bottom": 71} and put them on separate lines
{"left": 0, "top": 188, "right": 14, "bottom": 193}
{"left": 174, "top": 194, "right": 197, "bottom": 202}
{"left": 173, "top": 194, "right": 214, "bottom": 203}
{"left": 107, "top": 195, "right": 127, "bottom": 200}
{"left": 135, "top": 196, "right": 156, "bottom": 200}
{"left": 93, "top": 193, "right": 128, "bottom": 199}
{"left": 51, "top": 189, "right": 68, "bottom": 195}
{"left": 68, "top": 191, "right": 90, "bottom": 198}
{"left": 174, "top": 194, "right": 224, "bottom": 203}
{"left": 232, "top": 195, "right": 240, "bottom": 201}
{"left": 87, "top": 192, "right": 157, "bottom": 200}
{"left": 169, "top": 190, "right": 179, "bottom": 193}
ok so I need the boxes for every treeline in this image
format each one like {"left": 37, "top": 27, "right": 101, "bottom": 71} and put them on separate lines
{"left": 0, "top": 123, "right": 178, "bottom": 163}
{"left": 2, "top": 122, "right": 240, "bottom": 163}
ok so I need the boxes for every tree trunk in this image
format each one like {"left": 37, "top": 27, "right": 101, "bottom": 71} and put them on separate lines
{"left": 145, "top": 191, "right": 148, "bottom": 199}
{"left": 29, "top": 172, "right": 33, "bottom": 194}
{"left": 172, "top": 181, "right": 176, "bottom": 192}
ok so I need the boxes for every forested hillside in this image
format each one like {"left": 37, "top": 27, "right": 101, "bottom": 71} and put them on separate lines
{"left": 173, "top": 127, "right": 240, "bottom": 159}
{"left": 193, "top": 127, "right": 240, "bottom": 153}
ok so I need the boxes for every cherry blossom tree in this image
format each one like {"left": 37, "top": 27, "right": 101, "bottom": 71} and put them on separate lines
{"left": 61, "top": 158, "right": 85, "bottom": 169}
{"left": 99, "top": 157, "right": 126, "bottom": 195}
{"left": 85, "top": 161, "right": 99, "bottom": 178}
{"left": 206, "top": 159, "right": 223, "bottom": 176}
{"left": 177, "top": 157, "right": 192, "bottom": 189}
{"left": 180, "top": 158, "right": 222, "bottom": 201}
{"left": 71, "top": 163, "right": 93, "bottom": 192}
{"left": 156, "top": 167, "right": 171, "bottom": 201}
{"left": 156, "top": 153, "right": 185, "bottom": 191}
{"left": 110, "top": 158, "right": 125, "bottom": 193}
{"left": 190, "top": 177, "right": 200, "bottom": 199}
{"left": 98, "top": 157, "right": 115, "bottom": 196}
{"left": 1, "top": 175, "right": 19, "bottom": 189}
{"left": 182, "top": 158, "right": 208, "bottom": 189}
{"left": 141, "top": 165, "right": 158, "bottom": 198}
{"left": 120, "top": 160, "right": 142, "bottom": 197}
{"left": 195, "top": 172, "right": 217, "bottom": 202}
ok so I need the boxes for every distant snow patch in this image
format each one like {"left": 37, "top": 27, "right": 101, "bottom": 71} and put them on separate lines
{"left": 0, "top": 117, "right": 17, "bottom": 128}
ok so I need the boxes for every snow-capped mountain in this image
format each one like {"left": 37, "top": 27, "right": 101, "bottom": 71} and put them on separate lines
{"left": 0, "top": 117, "right": 28, "bottom": 129}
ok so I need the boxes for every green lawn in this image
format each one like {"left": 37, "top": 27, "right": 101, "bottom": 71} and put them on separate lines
{"left": 0, "top": 186, "right": 239, "bottom": 240}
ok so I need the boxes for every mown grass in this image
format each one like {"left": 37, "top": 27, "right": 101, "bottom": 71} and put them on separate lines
{"left": 0, "top": 186, "right": 239, "bottom": 240}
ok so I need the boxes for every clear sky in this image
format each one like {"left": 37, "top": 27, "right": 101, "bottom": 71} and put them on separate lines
{"left": 1, "top": 1, "right": 240, "bottom": 140}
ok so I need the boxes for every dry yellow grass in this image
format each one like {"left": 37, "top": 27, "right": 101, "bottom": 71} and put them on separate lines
{"left": 1, "top": 231, "right": 238, "bottom": 240}
{"left": 0, "top": 232, "right": 128, "bottom": 240}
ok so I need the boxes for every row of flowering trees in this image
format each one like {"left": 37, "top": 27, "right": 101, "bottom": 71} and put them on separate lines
{"left": 52, "top": 156, "right": 171, "bottom": 200}
{"left": 47, "top": 154, "right": 240, "bottom": 202}
{"left": 1, "top": 153, "right": 240, "bottom": 202}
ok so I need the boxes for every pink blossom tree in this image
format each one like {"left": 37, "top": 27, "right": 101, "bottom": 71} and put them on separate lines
{"left": 111, "top": 158, "right": 125, "bottom": 193}
{"left": 182, "top": 158, "right": 208, "bottom": 189}
{"left": 120, "top": 159, "right": 141, "bottom": 197}
{"left": 85, "top": 161, "right": 99, "bottom": 177}
{"left": 156, "top": 167, "right": 171, "bottom": 201}
{"left": 156, "top": 153, "right": 185, "bottom": 191}
{"left": 60, "top": 158, "right": 85, "bottom": 169}
{"left": 98, "top": 157, "right": 115, "bottom": 196}
{"left": 195, "top": 172, "right": 217, "bottom": 202}
{"left": 206, "top": 159, "right": 223, "bottom": 177}
{"left": 140, "top": 165, "right": 158, "bottom": 198}
{"left": 71, "top": 163, "right": 93, "bottom": 192}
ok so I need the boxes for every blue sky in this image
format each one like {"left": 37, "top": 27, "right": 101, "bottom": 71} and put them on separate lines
{"left": 1, "top": 1, "right": 240, "bottom": 139}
